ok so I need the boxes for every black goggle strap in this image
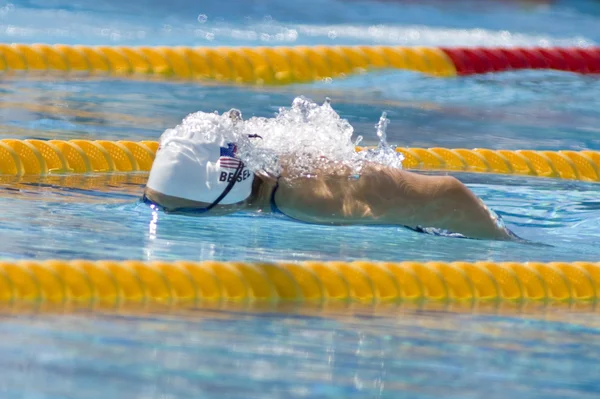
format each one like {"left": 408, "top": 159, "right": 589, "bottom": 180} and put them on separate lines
{"left": 199, "top": 134, "right": 259, "bottom": 211}
{"left": 191, "top": 133, "right": 261, "bottom": 212}
{"left": 202, "top": 160, "right": 246, "bottom": 212}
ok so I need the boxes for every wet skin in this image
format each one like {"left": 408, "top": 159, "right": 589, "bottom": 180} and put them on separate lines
{"left": 144, "top": 160, "right": 513, "bottom": 241}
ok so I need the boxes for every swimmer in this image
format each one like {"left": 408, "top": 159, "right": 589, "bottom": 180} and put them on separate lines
{"left": 142, "top": 109, "right": 518, "bottom": 241}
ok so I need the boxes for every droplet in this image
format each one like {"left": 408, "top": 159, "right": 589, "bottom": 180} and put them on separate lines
{"left": 197, "top": 14, "right": 208, "bottom": 23}
{"left": 375, "top": 112, "right": 389, "bottom": 143}
{"left": 286, "top": 29, "right": 298, "bottom": 41}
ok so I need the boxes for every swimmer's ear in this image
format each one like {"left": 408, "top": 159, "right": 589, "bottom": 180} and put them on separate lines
{"left": 254, "top": 169, "right": 278, "bottom": 184}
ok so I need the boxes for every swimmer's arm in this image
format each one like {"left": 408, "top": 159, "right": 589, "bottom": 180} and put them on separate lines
{"left": 273, "top": 167, "right": 512, "bottom": 240}
{"left": 409, "top": 174, "right": 512, "bottom": 240}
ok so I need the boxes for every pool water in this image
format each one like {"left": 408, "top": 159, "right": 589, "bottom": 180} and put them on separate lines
{"left": 3, "top": 304, "right": 600, "bottom": 399}
{"left": 1, "top": 0, "right": 600, "bottom": 398}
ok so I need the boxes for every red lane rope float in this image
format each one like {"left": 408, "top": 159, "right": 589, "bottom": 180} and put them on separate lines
{"left": 440, "top": 47, "right": 600, "bottom": 75}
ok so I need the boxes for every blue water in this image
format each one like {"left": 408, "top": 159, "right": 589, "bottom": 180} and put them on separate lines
{"left": 1, "top": 304, "right": 600, "bottom": 399}
{"left": 1, "top": 0, "right": 600, "bottom": 398}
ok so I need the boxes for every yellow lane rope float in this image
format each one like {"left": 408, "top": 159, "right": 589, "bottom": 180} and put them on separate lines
{"left": 0, "top": 44, "right": 457, "bottom": 82}
{"left": 0, "top": 260, "right": 598, "bottom": 305}
{"left": 0, "top": 139, "right": 598, "bottom": 182}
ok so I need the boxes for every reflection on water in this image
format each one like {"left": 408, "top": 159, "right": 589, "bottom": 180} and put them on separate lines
{"left": 0, "top": 303, "right": 599, "bottom": 399}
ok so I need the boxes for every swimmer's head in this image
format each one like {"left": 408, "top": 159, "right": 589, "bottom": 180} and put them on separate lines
{"left": 145, "top": 109, "right": 254, "bottom": 211}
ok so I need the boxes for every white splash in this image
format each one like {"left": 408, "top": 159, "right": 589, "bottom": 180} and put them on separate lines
{"left": 353, "top": 111, "right": 404, "bottom": 172}
{"left": 159, "top": 96, "right": 405, "bottom": 179}
{"left": 238, "top": 96, "right": 404, "bottom": 177}
{"left": 158, "top": 109, "right": 242, "bottom": 149}
{"left": 292, "top": 24, "right": 596, "bottom": 48}
{"left": 238, "top": 96, "right": 357, "bottom": 177}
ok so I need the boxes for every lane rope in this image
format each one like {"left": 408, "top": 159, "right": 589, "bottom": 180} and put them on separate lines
{"left": 0, "top": 44, "right": 456, "bottom": 82}
{"left": 1, "top": 44, "right": 598, "bottom": 84}
{"left": 0, "top": 260, "right": 597, "bottom": 304}
{"left": 0, "top": 139, "right": 598, "bottom": 182}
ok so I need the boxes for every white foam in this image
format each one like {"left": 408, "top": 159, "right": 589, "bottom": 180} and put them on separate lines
{"left": 172, "top": 21, "right": 597, "bottom": 47}
{"left": 159, "top": 110, "right": 241, "bottom": 149}
{"left": 176, "top": 22, "right": 597, "bottom": 47}
{"left": 162, "top": 97, "right": 405, "bottom": 179}
{"left": 238, "top": 97, "right": 357, "bottom": 177}
{"left": 293, "top": 24, "right": 596, "bottom": 47}
{"left": 237, "top": 97, "right": 405, "bottom": 178}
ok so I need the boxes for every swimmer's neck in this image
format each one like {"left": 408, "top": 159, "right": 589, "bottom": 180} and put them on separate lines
{"left": 246, "top": 175, "right": 276, "bottom": 212}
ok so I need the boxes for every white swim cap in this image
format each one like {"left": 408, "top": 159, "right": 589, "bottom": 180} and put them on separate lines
{"left": 146, "top": 110, "right": 254, "bottom": 207}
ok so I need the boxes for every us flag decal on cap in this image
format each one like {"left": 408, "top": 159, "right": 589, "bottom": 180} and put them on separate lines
{"left": 219, "top": 143, "right": 242, "bottom": 169}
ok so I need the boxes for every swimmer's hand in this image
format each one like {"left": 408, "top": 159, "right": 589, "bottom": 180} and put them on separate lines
{"left": 411, "top": 174, "right": 515, "bottom": 241}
